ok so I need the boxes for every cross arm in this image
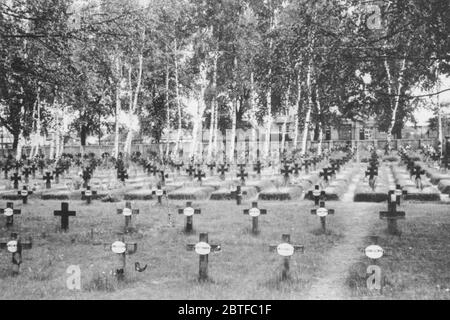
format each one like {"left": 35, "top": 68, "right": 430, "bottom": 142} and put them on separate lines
{"left": 379, "top": 211, "right": 406, "bottom": 219}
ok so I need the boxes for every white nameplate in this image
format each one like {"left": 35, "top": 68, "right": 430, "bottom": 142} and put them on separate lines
{"left": 195, "top": 242, "right": 211, "bottom": 255}
{"left": 249, "top": 208, "right": 260, "bottom": 217}
{"left": 111, "top": 241, "right": 126, "bottom": 254}
{"left": 184, "top": 207, "right": 195, "bottom": 216}
{"left": 4, "top": 208, "right": 13, "bottom": 217}
{"left": 277, "top": 243, "right": 294, "bottom": 257}
{"left": 7, "top": 240, "right": 18, "bottom": 253}
{"left": 122, "top": 208, "right": 132, "bottom": 216}
{"left": 365, "top": 245, "right": 384, "bottom": 259}
{"left": 317, "top": 208, "right": 328, "bottom": 217}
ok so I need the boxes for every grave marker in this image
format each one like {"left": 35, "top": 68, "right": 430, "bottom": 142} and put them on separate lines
{"left": 311, "top": 185, "right": 326, "bottom": 206}
{"left": 117, "top": 169, "right": 129, "bottom": 184}
{"left": 237, "top": 168, "right": 248, "bottom": 185}
{"left": 217, "top": 164, "right": 229, "bottom": 180}
{"left": 18, "top": 186, "right": 33, "bottom": 204}
{"left": 117, "top": 201, "right": 139, "bottom": 233}
{"left": 108, "top": 236, "right": 137, "bottom": 281}
{"left": 43, "top": 171, "right": 54, "bottom": 189}
{"left": 10, "top": 172, "right": 22, "bottom": 189}
{"left": 194, "top": 169, "right": 206, "bottom": 184}
{"left": 81, "top": 186, "right": 97, "bottom": 204}
{"left": 0, "top": 202, "right": 21, "bottom": 229}
{"left": 365, "top": 166, "right": 378, "bottom": 191}
{"left": 152, "top": 185, "right": 167, "bottom": 204}
{"left": 380, "top": 193, "right": 405, "bottom": 235}
{"left": 178, "top": 201, "right": 201, "bottom": 233}
{"left": 269, "top": 234, "right": 304, "bottom": 281}
{"left": 311, "top": 201, "right": 335, "bottom": 233}
{"left": 186, "top": 233, "right": 221, "bottom": 281}
{"left": 243, "top": 202, "right": 267, "bottom": 234}
{"left": 0, "top": 233, "right": 32, "bottom": 275}
{"left": 54, "top": 202, "right": 76, "bottom": 232}
{"left": 231, "top": 185, "right": 243, "bottom": 205}
{"left": 22, "top": 167, "right": 31, "bottom": 184}
{"left": 280, "top": 165, "right": 292, "bottom": 185}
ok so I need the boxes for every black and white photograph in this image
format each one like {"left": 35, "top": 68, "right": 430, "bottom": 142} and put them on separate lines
{"left": 0, "top": 0, "right": 449, "bottom": 304}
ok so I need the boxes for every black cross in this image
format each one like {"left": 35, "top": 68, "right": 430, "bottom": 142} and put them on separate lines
{"left": 178, "top": 201, "right": 201, "bottom": 233}
{"left": 411, "top": 166, "right": 425, "bottom": 180}
{"left": 253, "top": 161, "right": 262, "bottom": 175}
{"left": 151, "top": 165, "right": 159, "bottom": 177}
{"left": 43, "top": 172, "right": 54, "bottom": 189}
{"left": 207, "top": 162, "right": 216, "bottom": 175}
{"left": 17, "top": 186, "right": 33, "bottom": 204}
{"left": 310, "top": 185, "right": 326, "bottom": 206}
{"left": 159, "top": 170, "right": 169, "bottom": 186}
{"left": 53, "top": 166, "right": 64, "bottom": 184}
{"left": 0, "top": 233, "right": 32, "bottom": 275}
{"left": 0, "top": 202, "right": 21, "bottom": 228}
{"left": 173, "top": 162, "right": 184, "bottom": 173}
{"left": 311, "top": 201, "right": 335, "bottom": 233}
{"left": 243, "top": 202, "right": 267, "bottom": 234}
{"left": 217, "top": 164, "right": 229, "bottom": 178}
{"left": 319, "top": 168, "right": 332, "bottom": 182}
{"left": 237, "top": 169, "right": 248, "bottom": 185}
{"left": 194, "top": 169, "right": 206, "bottom": 183}
{"left": 393, "top": 184, "right": 407, "bottom": 206}
{"left": 82, "top": 168, "right": 92, "bottom": 188}
{"left": 186, "top": 233, "right": 221, "bottom": 281}
{"left": 54, "top": 202, "right": 76, "bottom": 232}
{"left": 2, "top": 165, "right": 10, "bottom": 179}
{"left": 152, "top": 185, "right": 167, "bottom": 204}
{"left": 117, "top": 202, "right": 139, "bottom": 233}
{"left": 144, "top": 162, "right": 154, "bottom": 175}
{"left": 10, "top": 172, "right": 22, "bottom": 189}
{"left": 269, "top": 234, "right": 304, "bottom": 281}
{"left": 380, "top": 193, "right": 405, "bottom": 235}
{"left": 38, "top": 159, "right": 45, "bottom": 174}
{"left": 365, "top": 166, "right": 378, "bottom": 180}
{"left": 280, "top": 165, "right": 292, "bottom": 182}
{"left": 186, "top": 165, "right": 195, "bottom": 177}
{"left": 81, "top": 186, "right": 97, "bottom": 204}
{"left": 292, "top": 163, "right": 301, "bottom": 176}
{"left": 231, "top": 185, "right": 246, "bottom": 205}
{"left": 303, "top": 159, "right": 311, "bottom": 173}
{"left": 30, "top": 163, "right": 37, "bottom": 179}
{"left": 107, "top": 236, "right": 137, "bottom": 281}
{"left": 117, "top": 169, "right": 129, "bottom": 183}
{"left": 22, "top": 167, "right": 31, "bottom": 184}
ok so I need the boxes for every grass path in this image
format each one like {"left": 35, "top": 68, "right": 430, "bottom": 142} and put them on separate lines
{"left": 305, "top": 168, "right": 377, "bottom": 299}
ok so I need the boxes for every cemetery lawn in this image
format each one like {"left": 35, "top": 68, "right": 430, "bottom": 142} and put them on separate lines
{"left": 347, "top": 203, "right": 450, "bottom": 300}
{"left": 0, "top": 200, "right": 449, "bottom": 299}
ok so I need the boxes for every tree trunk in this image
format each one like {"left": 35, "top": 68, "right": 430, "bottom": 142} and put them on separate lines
{"left": 301, "top": 58, "right": 314, "bottom": 156}
{"left": 293, "top": 72, "right": 301, "bottom": 149}
{"left": 207, "top": 52, "right": 218, "bottom": 162}
{"left": 114, "top": 57, "right": 122, "bottom": 159}
{"left": 250, "top": 71, "right": 258, "bottom": 161}
{"left": 316, "top": 86, "right": 323, "bottom": 155}
{"left": 165, "top": 62, "right": 171, "bottom": 158}
{"left": 229, "top": 99, "right": 237, "bottom": 164}
{"left": 174, "top": 39, "right": 182, "bottom": 157}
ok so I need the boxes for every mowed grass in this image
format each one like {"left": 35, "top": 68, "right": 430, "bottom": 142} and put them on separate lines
{"left": 347, "top": 203, "right": 450, "bottom": 300}
{"left": 0, "top": 198, "right": 373, "bottom": 300}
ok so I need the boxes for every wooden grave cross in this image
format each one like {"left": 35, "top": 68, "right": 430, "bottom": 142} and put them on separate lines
{"left": 303, "top": 159, "right": 311, "bottom": 174}
{"left": 253, "top": 160, "right": 262, "bottom": 176}
{"left": 10, "top": 172, "right": 22, "bottom": 189}
{"left": 144, "top": 162, "right": 154, "bottom": 175}
{"left": 0, "top": 233, "right": 32, "bottom": 275}
{"left": 117, "top": 169, "right": 129, "bottom": 183}
{"left": 43, "top": 171, "right": 54, "bottom": 189}
{"left": 14, "top": 161, "right": 22, "bottom": 173}
{"left": 243, "top": 202, "right": 267, "bottom": 234}
{"left": 311, "top": 185, "right": 326, "bottom": 206}
{"left": 207, "top": 162, "right": 216, "bottom": 175}
{"left": 30, "top": 163, "right": 37, "bottom": 179}
{"left": 82, "top": 168, "right": 92, "bottom": 188}
{"left": 150, "top": 165, "right": 159, "bottom": 177}
{"left": 217, "top": 164, "right": 229, "bottom": 180}
{"left": 237, "top": 168, "right": 248, "bottom": 185}
{"left": 108, "top": 236, "right": 137, "bottom": 281}
{"left": 411, "top": 166, "right": 425, "bottom": 189}
{"left": 394, "top": 184, "right": 407, "bottom": 206}
{"left": 53, "top": 166, "right": 64, "bottom": 184}
{"left": 117, "top": 201, "right": 139, "bottom": 233}
{"left": 230, "top": 185, "right": 244, "bottom": 205}
{"left": 311, "top": 201, "right": 335, "bottom": 233}
{"left": 186, "top": 165, "right": 195, "bottom": 178}
{"left": 38, "top": 159, "right": 45, "bottom": 174}
{"left": 194, "top": 169, "right": 206, "bottom": 184}
{"left": 280, "top": 165, "right": 293, "bottom": 185}
{"left": 22, "top": 167, "right": 32, "bottom": 184}
{"left": 186, "top": 233, "right": 221, "bottom": 281}
{"left": 0, "top": 202, "right": 21, "bottom": 229}
{"left": 292, "top": 163, "right": 302, "bottom": 176}
{"left": 269, "top": 234, "right": 304, "bottom": 281}
{"left": 81, "top": 186, "right": 97, "bottom": 204}
{"left": 380, "top": 192, "right": 406, "bottom": 235}
{"left": 365, "top": 166, "right": 378, "bottom": 191}
{"left": 152, "top": 185, "right": 167, "bottom": 204}
{"left": 178, "top": 201, "right": 201, "bottom": 233}
{"left": 173, "top": 162, "right": 184, "bottom": 173}
{"left": 2, "top": 165, "right": 10, "bottom": 179}
{"left": 319, "top": 168, "right": 332, "bottom": 183}
{"left": 18, "top": 186, "right": 33, "bottom": 204}
{"left": 54, "top": 202, "right": 76, "bottom": 232}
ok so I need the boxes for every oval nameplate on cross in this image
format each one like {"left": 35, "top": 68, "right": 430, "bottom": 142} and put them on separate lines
{"left": 4, "top": 208, "right": 13, "bottom": 217}
{"left": 365, "top": 245, "right": 384, "bottom": 259}
{"left": 313, "top": 190, "right": 321, "bottom": 197}
{"left": 276, "top": 243, "right": 294, "bottom": 257}
{"left": 194, "top": 242, "right": 211, "bottom": 255}
{"left": 184, "top": 207, "right": 195, "bottom": 216}
{"left": 395, "top": 190, "right": 402, "bottom": 196}
{"left": 85, "top": 190, "right": 92, "bottom": 197}
{"left": 122, "top": 208, "right": 132, "bottom": 216}
{"left": 7, "top": 240, "right": 18, "bottom": 253}
{"left": 317, "top": 208, "right": 328, "bottom": 217}
{"left": 249, "top": 208, "right": 260, "bottom": 217}
{"left": 390, "top": 194, "right": 397, "bottom": 202}
{"left": 111, "top": 241, "right": 126, "bottom": 254}
{"left": 156, "top": 190, "right": 164, "bottom": 196}
{"left": 21, "top": 190, "right": 28, "bottom": 197}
